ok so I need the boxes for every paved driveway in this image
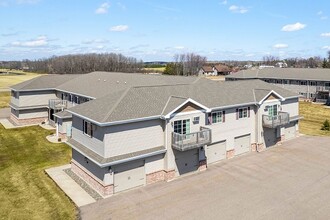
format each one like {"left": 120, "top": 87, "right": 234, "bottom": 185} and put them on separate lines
{"left": 80, "top": 136, "right": 330, "bottom": 220}
{"left": 0, "top": 108, "right": 10, "bottom": 119}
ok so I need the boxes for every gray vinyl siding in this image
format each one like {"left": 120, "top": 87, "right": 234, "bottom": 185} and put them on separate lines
{"left": 58, "top": 118, "right": 72, "bottom": 134}
{"left": 145, "top": 154, "right": 165, "bottom": 174}
{"left": 281, "top": 98, "right": 299, "bottom": 118}
{"left": 11, "top": 108, "right": 19, "bottom": 118}
{"left": 71, "top": 116, "right": 105, "bottom": 157}
{"left": 103, "top": 119, "right": 164, "bottom": 158}
{"left": 18, "top": 108, "right": 48, "bottom": 119}
{"left": 72, "top": 149, "right": 107, "bottom": 181}
{"left": 19, "top": 90, "right": 56, "bottom": 107}
{"left": 10, "top": 92, "right": 19, "bottom": 106}
{"left": 205, "top": 106, "right": 256, "bottom": 151}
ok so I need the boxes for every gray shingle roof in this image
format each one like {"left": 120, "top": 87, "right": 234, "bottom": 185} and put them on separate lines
{"left": 10, "top": 74, "right": 79, "bottom": 91}
{"left": 226, "top": 68, "right": 330, "bottom": 81}
{"left": 68, "top": 79, "right": 298, "bottom": 124}
{"left": 53, "top": 110, "right": 72, "bottom": 119}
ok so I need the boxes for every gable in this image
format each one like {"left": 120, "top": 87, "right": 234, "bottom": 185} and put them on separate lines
{"left": 265, "top": 94, "right": 280, "bottom": 101}
{"left": 174, "top": 102, "right": 203, "bottom": 114}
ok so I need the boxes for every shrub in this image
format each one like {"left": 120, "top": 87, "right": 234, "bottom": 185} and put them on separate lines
{"left": 321, "top": 119, "right": 330, "bottom": 131}
{"left": 57, "top": 137, "right": 62, "bottom": 142}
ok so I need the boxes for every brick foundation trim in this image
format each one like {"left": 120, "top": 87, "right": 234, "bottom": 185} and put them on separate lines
{"left": 226, "top": 149, "right": 235, "bottom": 159}
{"left": 256, "top": 143, "right": 265, "bottom": 152}
{"left": 164, "top": 169, "right": 175, "bottom": 181}
{"left": 146, "top": 170, "right": 166, "bottom": 184}
{"left": 251, "top": 143, "right": 257, "bottom": 152}
{"left": 198, "top": 160, "right": 207, "bottom": 171}
{"left": 10, "top": 114, "right": 47, "bottom": 126}
{"left": 71, "top": 160, "right": 113, "bottom": 197}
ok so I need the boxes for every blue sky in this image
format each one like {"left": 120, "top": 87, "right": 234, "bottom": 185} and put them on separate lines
{"left": 1, "top": 0, "right": 330, "bottom": 61}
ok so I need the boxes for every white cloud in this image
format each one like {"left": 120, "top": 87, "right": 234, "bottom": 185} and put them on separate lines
{"left": 174, "top": 46, "right": 185, "bottom": 49}
{"left": 317, "top": 11, "right": 323, "bottom": 15}
{"left": 110, "top": 25, "right": 128, "bottom": 32}
{"left": 321, "top": 33, "right": 330, "bottom": 37}
{"left": 82, "top": 39, "right": 109, "bottom": 44}
{"left": 229, "top": 5, "right": 248, "bottom": 14}
{"left": 11, "top": 36, "right": 48, "bottom": 47}
{"left": 95, "top": 2, "right": 110, "bottom": 14}
{"left": 321, "top": 16, "right": 328, "bottom": 20}
{"left": 221, "top": 0, "right": 227, "bottom": 5}
{"left": 117, "top": 2, "right": 126, "bottom": 10}
{"left": 322, "top": 46, "right": 330, "bottom": 50}
{"left": 16, "top": 0, "right": 39, "bottom": 4}
{"left": 273, "top": 43, "right": 288, "bottom": 49}
{"left": 281, "top": 22, "right": 306, "bottom": 32}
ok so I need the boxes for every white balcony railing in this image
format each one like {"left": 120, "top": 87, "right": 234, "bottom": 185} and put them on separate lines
{"left": 262, "top": 112, "right": 290, "bottom": 128}
{"left": 172, "top": 127, "right": 211, "bottom": 151}
{"left": 49, "top": 99, "right": 67, "bottom": 110}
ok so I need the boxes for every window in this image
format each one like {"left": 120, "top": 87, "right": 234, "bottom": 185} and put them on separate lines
{"left": 236, "top": 107, "right": 250, "bottom": 119}
{"left": 212, "top": 111, "right": 222, "bottom": 123}
{"left": 11, "top": 91, "right": 18, "bottom": 98}
{"left": 193, "top": 116, "right": 200, "bottom": 124}
{"left": 74, "top": 96, "right": 80, "bottom": 104}
{"left": 69, "top": 94, "right": 73, "bottom": 102}
{"left": 268, "top": 105, "right": 278, "bottom": 117}
{"left": 174, "top": 119, "right": 190, "bottom": 135}
{"left": 83, "top": 120, "right": 93, "bottom": 137}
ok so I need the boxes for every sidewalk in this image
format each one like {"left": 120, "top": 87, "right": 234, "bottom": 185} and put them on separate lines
{"left": 45, "top": 164, "right": 96, "bottom": 207}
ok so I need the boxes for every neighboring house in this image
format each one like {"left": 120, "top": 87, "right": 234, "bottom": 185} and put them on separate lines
{"left": 10, "top": 72, "right": 300, "bottom": 196}
{"left": 226, "top": 68, "right": 330, "bottom": 104}
{"left": 199, "top": 64, "right": 232, "bottom": 76}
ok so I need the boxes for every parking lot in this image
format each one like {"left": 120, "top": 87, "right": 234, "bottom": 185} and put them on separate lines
{"left": 80, "top": 136, "right": 330, "bottom": 220}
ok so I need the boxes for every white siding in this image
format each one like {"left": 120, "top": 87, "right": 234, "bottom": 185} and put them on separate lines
{"left": 71, "top": 116, "right": 105, "bottom": 157}
{"left": 19, "top": 108, "right": 48, "bottom": 119}
{"left": 145, "top": 154, "right": 165, "bottom": 174}
{"left": 104, "top": 119, "right": 164, "bottom": 157}
{"left": 281, "top": 98, "right": 299, "bottom": 118}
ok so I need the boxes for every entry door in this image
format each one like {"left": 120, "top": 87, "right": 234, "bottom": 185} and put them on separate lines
{"left": 174, "top": 149, "right": 199, "bottom": 176}
{"left": 114, "top": 160, "right": 145, "bottom": 193}
{"left": 234, "top": 134, "right": 251, "bottom": 155}
{"left": 264, "top": 128, "right": 277, "bottom": 148}
{"left": 206, "top": 141, "right": 226, "bottom": 164}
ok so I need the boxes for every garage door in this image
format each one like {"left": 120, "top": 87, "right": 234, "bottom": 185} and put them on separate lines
{"left": 174, "top": 149, "right": 199, "bottom": 176}
{"left": 285, "top": 122, "right": 296, "bottom": 140}
{"left": 114, "top": 160, "right": 145, "bottom": 193}
{"left": 206, "top": 141, "right": 226, "bottom": 164}
{"left": 234, "top": 134, "right": 250, "bottom": 156}
{"left": 264, "top": 128, "right": 277, "bottom": 148}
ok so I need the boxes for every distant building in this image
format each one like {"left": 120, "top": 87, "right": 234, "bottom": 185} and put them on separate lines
{"left": 226, "top": 68, "right": 330, "bottom": 104}
{"left": 199, "top": 64, "right": 232, "bottom": 76}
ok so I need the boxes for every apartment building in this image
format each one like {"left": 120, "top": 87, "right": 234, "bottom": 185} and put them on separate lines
{"left": 10, "top": 72, "right": 300, "bottom": 196}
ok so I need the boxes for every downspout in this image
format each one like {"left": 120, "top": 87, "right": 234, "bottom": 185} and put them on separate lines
{"left": 255, "top": 103, "right": 260, "bottom": 152}
{"left": 56, "top": 121, "right": 59, "bottom": 138}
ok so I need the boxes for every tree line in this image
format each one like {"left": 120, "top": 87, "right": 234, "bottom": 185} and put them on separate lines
{"left": 1, "top": 53, "right": 143, "bottom": 74}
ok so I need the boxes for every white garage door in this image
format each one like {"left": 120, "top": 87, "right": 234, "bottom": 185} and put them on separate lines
{"left": 114, "top": 160, "right": 145, "bottom": 193}
{"left": 206, "top": 141, "right": 226, "bottom": 165}
{"left": 264, "top": 128, "right": 277, "bottom": 148}
{"left": 174, "top": 149, "right": 199, "bottom": 176}
{"left": 285, "top": 122, "right": 296, "bottom": 140}
{"left": 234, "top": 134, "right": 251, "bottom": 156}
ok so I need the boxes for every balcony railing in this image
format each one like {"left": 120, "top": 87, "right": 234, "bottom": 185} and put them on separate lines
{"left": 262, "top": 112, "right": 290, "bottom": 128}
{"left": 316, "top": 86, "right": 330, "bottom": 92}
{"left": 172, "top": 127, "right": 211, "bottom": 151}
{"left": 49, "top": 99, "right": 67, "bottom": 110}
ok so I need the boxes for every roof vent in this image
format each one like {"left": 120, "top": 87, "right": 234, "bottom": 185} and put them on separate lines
{"left": 117, "top": 81, "right": 119, "bottom": 84}
{"left": 104, "top": 79, "right": 106, "bottom": 82}
{"left": 124, "top": 82, "right": 127, "bottom": 84}
{"left": 98, "top": 79, "right": 100, "bottom": 81}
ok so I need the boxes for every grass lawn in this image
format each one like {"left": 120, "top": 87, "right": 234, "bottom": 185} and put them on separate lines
{"left": 0, "top": 69, "right": 42, "bottom": 89}
{"left": 0, "top": 92, "right": 10, "bottom": 108}
{"left": 299, "top": 101, "right": 330, "bottom": 136}
{"left": 144, "top": 67, "right": 165, "bottom": 72}
{"left": 0, "top": 125, "right": 77, "bottom": 219}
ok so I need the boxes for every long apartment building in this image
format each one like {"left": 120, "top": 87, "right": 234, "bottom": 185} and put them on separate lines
{"left": 225, "top": 68, "right": 330, "bottom": 104}
{"left": 10, "top": 72, "right": 300, "bottom": 196}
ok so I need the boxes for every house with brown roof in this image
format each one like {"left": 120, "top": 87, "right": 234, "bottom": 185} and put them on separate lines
{"left": 10, "top": 72, "right": 300, "bottom": 196}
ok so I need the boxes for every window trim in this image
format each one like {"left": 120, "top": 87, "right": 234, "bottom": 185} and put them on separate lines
{"left": 83, "top": 120, "right": 93, "bottom": 137}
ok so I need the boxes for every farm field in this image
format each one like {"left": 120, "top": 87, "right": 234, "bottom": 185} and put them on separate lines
{"left": 0, "top": 69, "right": 42, "bottom": 90}
{"left": 0, "top": 92, "right": 10, "bottom": 108}
{"left": 299, "top": 101, "right": 330, "bottom": 136}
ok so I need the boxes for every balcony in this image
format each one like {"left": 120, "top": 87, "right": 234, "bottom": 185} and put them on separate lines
{"left": 172, "top": 127, "right": 211, "bottom": 152}
{"left": 49, "top": 99, "right": 67, "bottom": 110}
{"left": 262, "top": 112, "right": 290, "bottom": 128}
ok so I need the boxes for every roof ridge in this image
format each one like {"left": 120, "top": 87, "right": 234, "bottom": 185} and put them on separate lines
{"left": 252, "top": 89, "right": 257, "bottom": 103}
{"left": 161, "top": 95, "right": 188, "bottom": 116}
{"left": 100, "top": 87, "right": 131, "bottom": 122}
{"left": 131, "top": 83, "right": 191, "bottom": 89}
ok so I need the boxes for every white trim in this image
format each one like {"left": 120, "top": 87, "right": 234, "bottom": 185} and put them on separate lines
{"left": 210, "top": 102, "right": 256, "bottom": 111}
{"left": 258, "top": 90, "right": 285, "bottom": 105}
{"left": 164, "top": 98, "right": 211, "bottom": 119}
{"left": 170, "top": 109, "right": 206, "bottom": 118}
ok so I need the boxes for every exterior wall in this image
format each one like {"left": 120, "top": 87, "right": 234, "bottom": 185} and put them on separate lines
{"left": 145, "top": 154, "right": 165, "bottom": 174}
{"left": 58, "top": 118, "right": 72, "bottom": 134}
{"left": 281, "top": 98, "right": 299, "bottom": 118}
{"left": 10, "top": 114, "right": 47, "bottom": 125}
{"left": 71, "top": 116, "right": 105, "bottom": 157}
{"left": 103, "top": 119, "right": 164, "bottom": 157}
{"left": 165, "top": 109, "right": 206, "bottom": 171}
{"left": 205, "top": 105, "right": 256, "bottom": 151}
{"left": 18, "top": 108, "right": 48, "bottom": 119}
{"left": 10, "top": 91, "right": 19, "bottom": 106}
{"left": 19, "top": 90, "right": 56, "bottom": 107}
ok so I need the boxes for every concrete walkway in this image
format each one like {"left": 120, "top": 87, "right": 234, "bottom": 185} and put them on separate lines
{"left": 80, "top": 136, "right": 330, "bottom": 220}
{"left": 45, "top": 164, "right": 96, "bottom": 207}
{"left": 0, "top": 107, "right": 10, "bottom": 119}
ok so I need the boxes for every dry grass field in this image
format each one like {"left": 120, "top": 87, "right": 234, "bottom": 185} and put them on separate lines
{"left": 0, "top": 92, "right": 10, "bottom": 108}
{"left": 0, "top": 69, "right": 42, "bottom": 90}
{"left": 299, "top": 101, "right": 330, "bottom": 136}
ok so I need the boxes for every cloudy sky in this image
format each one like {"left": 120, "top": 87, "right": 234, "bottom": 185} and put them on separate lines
{"left": 1, "top": 0, "right": 330, "bottom": 61}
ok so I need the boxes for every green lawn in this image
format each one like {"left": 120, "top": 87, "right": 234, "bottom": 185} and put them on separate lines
{"left": 0, "top": 92, "right": 10, "bottom": 108}
{"left": 299, "top": 101, "right": 330, "bottom": 136}
{"left": 0, "top": 125, "right": 77, "bottom": 219}
{"left": 0, "top": 69, "right": 42, "bottom": 89}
